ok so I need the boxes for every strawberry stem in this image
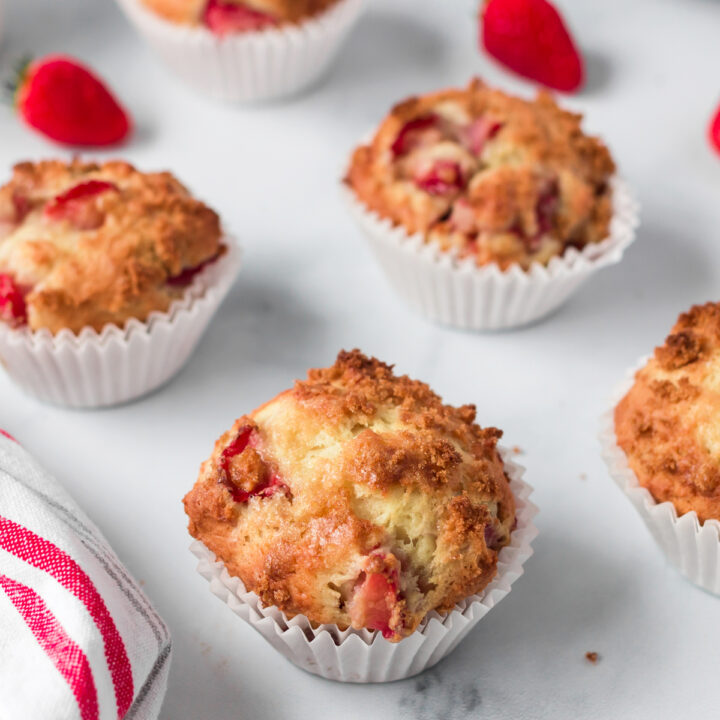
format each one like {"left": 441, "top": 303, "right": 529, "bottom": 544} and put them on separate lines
{"left": 3, "top": 55, "right": 33, "bottom": 106}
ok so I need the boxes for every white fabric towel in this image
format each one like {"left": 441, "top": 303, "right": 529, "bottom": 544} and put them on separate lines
{"left": 0, "top": 431, "right": 171, "bottom": 720}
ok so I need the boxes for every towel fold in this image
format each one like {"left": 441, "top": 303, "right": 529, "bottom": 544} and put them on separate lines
{"left": 0, "top": 432, "right": 171, "bottom": 720}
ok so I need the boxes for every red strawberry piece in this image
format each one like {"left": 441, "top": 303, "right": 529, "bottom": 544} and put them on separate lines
{"left": 204, "top": 0, "right": 277, "bottom": 35}
{"left": 219, "top": 426, "right": 290, "bottom": 503}
{"left": 484, "top": 523, "right": 503, "bottom": 550}
{"left": 12, "top": 194, "right": 31, "bottom": 223}
{"left": 166, "top": 254, "right": 219, "bottom": 287}
{"left": 414, "top": 160, "right": 466, "bottom": 196}
{"left": 220, "top": 425, "right": 255, "bottom": 474}
{"left": 391, "top": 114, "right": 442, "bottom": 157}
{"left": 709, "top": 102, "right": 720, "bottom": 156}
{"left": 449, "top": 198, "right": 477, "bottom": 234}
{"left": 348, "top": 563, "right": 399, "bottom": 639}
{"left": 0, "top": 274, "right": 28, "bottom": 327}
{"left": 14, "top": 55, "right": 132, "bottom": 146}
{"left": 44, "top": 180, "right": 118, "bottom": 230}
{"left": 481, "top": 0, "right": 584, "bottom": 93}
{"left": 462, "top": 116, "right": 502, "bottom": 155}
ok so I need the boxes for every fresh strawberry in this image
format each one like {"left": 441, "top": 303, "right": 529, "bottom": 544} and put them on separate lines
{"left": 14, "top": 56, "right": 131, "bottom": 146}
{"left": 0, "top": 274, "right": 28, "bottom": 326}
{"left": 709, "top": 102, "right": 720, "bottom": 156}
{"left": 480, "top": 0, "right": 584, "bottom": 93}
{"left": 44, "top": 180, "right": 118, "bottom": 230}
{"left": 204, "top": 0, "right": 277, "bottom": 35}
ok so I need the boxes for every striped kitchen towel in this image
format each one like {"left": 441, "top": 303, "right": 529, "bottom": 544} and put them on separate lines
{"left": 0, "top": 431, "right": 171, "bottom": 720}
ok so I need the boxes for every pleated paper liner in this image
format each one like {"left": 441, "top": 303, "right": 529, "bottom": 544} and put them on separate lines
{"left": 600, "top": 357, "right": 720, "bottom": 595}
{"left": 342, "top": 176, "right": 639, "bottom": 330}
{"left": 0, "top": 238, "right": 241, "bottom": 408}
{"left": 115, "top": 0, "right": 364, "bottom": 102}
{"left": 190, "top": 450, "right": 538, "bottom": 682}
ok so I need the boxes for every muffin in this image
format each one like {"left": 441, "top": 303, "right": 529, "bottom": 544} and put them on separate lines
{"left": 0, "top": 160, "right": 223, "bottom": 335}
{"left": 343, "top": 79, "right": 637, "bottom": 330}
{"left": 347, "top": 78, "right": 614, "bottom": 269}
{"left": 184, "top": 350, "right": 518, "bottom": 641}
{"left": 0, "top": 159, "right": 240, "bottom": 407}
{"left": 142, "top": 0, "right": 338, "bottom": 32}
{"left": 602, "top": 303, "right": 720, "bottom": 596}
{"left": 615, "top": 303, "right": 720, "bottom": 522}
{"left": 115, "top": 0, "right": 363, "bottom": 102}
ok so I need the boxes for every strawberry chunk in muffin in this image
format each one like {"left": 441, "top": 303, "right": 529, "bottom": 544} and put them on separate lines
{"left": 141, "top": 0, "right": 339, "bottom": 30}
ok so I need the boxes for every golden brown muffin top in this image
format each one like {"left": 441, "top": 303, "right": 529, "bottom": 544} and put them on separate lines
{"left": 346, "top": 78, "right": 616, "bottom": 270}
{"left": 141, "top": 0, "right": 338, "bottom": 26}
{"left": 615, "top": 303, "right": 720, "bottom": 523}
{"left": 184, "top": 350, "right": 516, "bottom": 640}
{"left": 0, "top": 160, "right": 223, "bottom": 334}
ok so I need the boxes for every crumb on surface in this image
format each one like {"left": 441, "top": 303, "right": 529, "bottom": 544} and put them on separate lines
{"left": 585, "top": 651, "right": 599, "bottom": 664}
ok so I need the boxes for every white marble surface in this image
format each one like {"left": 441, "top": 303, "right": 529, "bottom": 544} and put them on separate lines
{"left": 2, "top": 0, "right": 720, "bottom": 717}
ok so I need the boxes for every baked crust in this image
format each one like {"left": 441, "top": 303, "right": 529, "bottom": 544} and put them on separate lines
{"left": 345, "top": 78, "right": 615, "bottom": 270}
{"left": 0, "top": 160, "right": 223, "bottom": 334}
{"left": 141, "top": 0, "right": 338, "bottom": 25}
{"left": 615, "top": 303, "right": 720, "bottom": 522}
{"left": 184, "top": 349, "right": 516, "bottom": 641}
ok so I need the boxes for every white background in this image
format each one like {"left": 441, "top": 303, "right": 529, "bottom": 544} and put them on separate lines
{"left": 2, "top": 0, "right": 720, "bottom": 717}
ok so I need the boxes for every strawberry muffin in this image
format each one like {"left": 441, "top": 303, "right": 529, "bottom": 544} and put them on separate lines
{"left": 141, "top": 0, "right": 338, "bottom": 32}
{"left": 184, "top": 349, "right": 517, "bottom": 641}
{"left": 615, "top": 303, "right": 720, "bottom": 523}
{"left": 116, "top": 0, "right": 363, "bottom": 103}
{"left": 0, "top": 159, "right": 224, "bottom": 335}
{"left": 346, "top": 78, "right": 615, "bottom": 270}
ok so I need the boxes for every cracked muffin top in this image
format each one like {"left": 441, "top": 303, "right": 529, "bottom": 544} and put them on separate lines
{"left": 346, "top": 78, "right": 616, "bottom": 270}
{"left": 615, "top": 303, "right": 720, "bottom": 523}
{"left": 184, "top": 349, "right": 516, "bottom": 641}
{"left": 141, "top": 0, "right": 339, "bottom": 32}
{"left": 0, "top": 160, "right": 223, "bottom": 335}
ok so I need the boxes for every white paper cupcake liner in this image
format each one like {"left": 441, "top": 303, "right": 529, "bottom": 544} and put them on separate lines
{"left": 190, "top": 450, "right": 537, "bottom": 682}
{"left": 115, "top": 0, "right": 364, "bottom": 102}
{"left": 342, "top": 177, "right": 639, "bottom": 330}
{"left": 600, "top": 357, "right": 720, "bottom": 595}
{"left": 0, "top": 239, "right": 241, "bottom": 409}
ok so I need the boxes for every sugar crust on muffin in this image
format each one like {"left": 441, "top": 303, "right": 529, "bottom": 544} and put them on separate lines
{"left": 141, "top": 0, "right": 338, "bottom": 28}
{"left": 184, "top": 349, "right": 516, "bottom": 641}
{"left": 346, "top": 78, "right": 616, "bottom": 270}
{"left": 615, "top": 303, "right": 720, "bottom": 523}
{"left": 0, "top": 160, "right": 223, "bottom": 334}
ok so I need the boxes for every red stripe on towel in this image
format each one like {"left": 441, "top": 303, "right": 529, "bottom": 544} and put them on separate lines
{"left": 0, "top": 574, "right": 99, "bottom": 720}
{"left": 0, "top": 516, "right": 134, "bottom": 718}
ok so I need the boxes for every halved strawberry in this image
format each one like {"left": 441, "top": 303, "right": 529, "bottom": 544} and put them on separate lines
{"left": 481, "top": 0, "right": 584, "bottom": 93}
{"left": 204, "top": 0, "right": 277, "bottom": 35}
{"left": 14, "top": 56, "right": 132, "bottom": 146}
{"left": 0, "top": 274, "right": 28, "bottom": 326}
{"left": 44, "top": 180, "right": 118, "bottom": 230}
